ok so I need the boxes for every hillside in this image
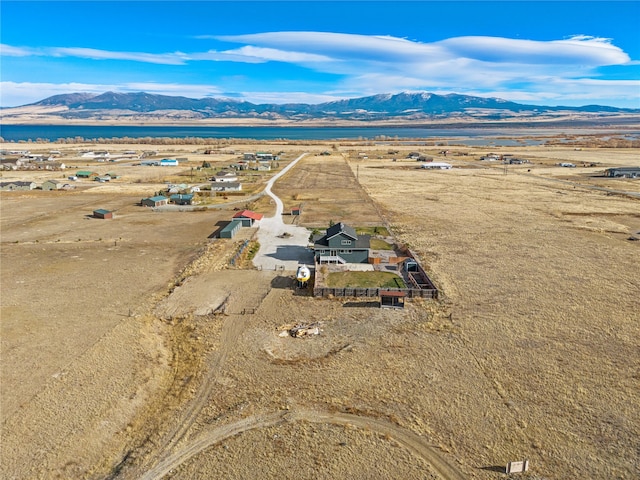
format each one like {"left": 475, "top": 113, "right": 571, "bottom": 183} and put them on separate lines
{"left": 2, "top": 91, "right": 639, "bottom": 126}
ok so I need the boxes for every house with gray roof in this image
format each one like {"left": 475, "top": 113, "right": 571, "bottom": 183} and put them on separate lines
{"left": 604, "top": 167, "right": 640, "bottom": 178}
{"left": 211, "top": 182, "right": 242, "bottom": 192}
{"left": 0, "top": 181, "right": 36, "bottom": 191}
{"left": 313, "top": 222, "right": 370, "bottom": 264}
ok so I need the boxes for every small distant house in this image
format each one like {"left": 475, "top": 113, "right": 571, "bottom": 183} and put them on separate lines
{"left": 604, "top": 167, "right": 640, "bottom": 178}
{"left": 0, "top": 181, "right": 36, "bottom": 191}
{"left": 313, "top": 222, "right": 371, "bottom": 264}
{"left": 170, "top": 193, "right": 194, "bottom": 205}
{"left": 421, "top": 162, "right": 452, "bottom": 170}
{"left": 94, "top": 175, "right": 111, "bottom": 182}
{"left": 291, "top": 207, "right": 301, "bottom": 216}
{"left": 42, "top": 179, "right": 63, "bottom": 190}
{"left": 211, "top": 182, "right": 242, "bottom": 192}
{"left": 93, "top": 209, "right": 113, "bottom": 219}
{"left": 141, "top": 195, "right": 168, "bottom": 207}
{"left": 167, "top": 183, "right": 189, "bottom": 193}
{"left": 256, "top": 152, "right": 275, "bottom": 162}
{"left": 140, "top": 160, "right": 160, "bottom": 166}
{"left": 231, "top": 161, "right": 248, "bottom": 170}
{"left": 219, "top": 220, "right": 242, "bottom": 239}
{"left": 232, "top": 209, "right": 264, "bottom": 226}
{"left": 160, "top": 159, "right": 179, "bottom": 166}
{"left": 81, "top": 151, "right": 110, "bottom": 158}
{"left": 243, "top": 152, "right": 256, "bottom": 161}
{"left": 76, "top": 170, "right": 98, "bottom": 178}
{"left": 212, "top": 171, "right": 238, "bottom": 182}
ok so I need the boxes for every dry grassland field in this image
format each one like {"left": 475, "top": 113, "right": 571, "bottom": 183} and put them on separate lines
{"left": 1, "top": 137, "right": 639, "bottom": 480}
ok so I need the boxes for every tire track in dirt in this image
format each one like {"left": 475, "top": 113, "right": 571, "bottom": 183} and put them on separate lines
{"left": 151, "top": 312, "right": 247, "bottom": 457}
{"left": 139, "top": 408, "right": 466, "bottom": 480}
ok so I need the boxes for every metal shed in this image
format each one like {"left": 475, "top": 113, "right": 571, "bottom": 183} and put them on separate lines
{"left": 219, "top": 220, "right": 242, "bottom": 238}
{"left": 93, "top": 209, "right": 113, "bottom": 219}
{"left": 141, "top": 195, "right": 168, "bottom": 207}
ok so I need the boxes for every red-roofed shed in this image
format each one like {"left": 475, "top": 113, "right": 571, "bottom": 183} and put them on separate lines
{"left": 380, "top": 290, "right": 406, "bottom": 309}
{"left": 232, "top": 209, "right": 264, "bottom": 226}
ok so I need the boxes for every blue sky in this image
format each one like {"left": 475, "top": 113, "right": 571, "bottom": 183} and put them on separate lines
{"left": 1, "top": 1, "right": 639, "bottom": 108}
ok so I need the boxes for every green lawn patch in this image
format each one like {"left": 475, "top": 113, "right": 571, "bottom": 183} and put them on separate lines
{"left": 356, "top": 226, "right": 390, "bottom": 236}
{"left": 325, "top": 271, "right": 406, "bottom": 289}
{"left": 370, "top": 238, "right": 394, "bottom": 250}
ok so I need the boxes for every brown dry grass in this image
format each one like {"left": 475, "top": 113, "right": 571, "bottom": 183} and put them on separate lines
{"left": 271, "top": 152, "right": 382, "bottom": 228}
{"left": 1, "top": 139, "right": 639, "bottom": 480}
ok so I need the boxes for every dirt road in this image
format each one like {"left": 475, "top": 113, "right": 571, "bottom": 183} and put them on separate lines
{"left": 140, "top": 407, "right": 466, "bottom": 480}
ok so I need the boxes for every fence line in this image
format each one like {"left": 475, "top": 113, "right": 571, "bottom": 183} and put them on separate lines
{"left": 313, "top": 287, "right": 438, "bottom": 299}
{"left": 229, "top": 239, "right": 250, "bottom": 267}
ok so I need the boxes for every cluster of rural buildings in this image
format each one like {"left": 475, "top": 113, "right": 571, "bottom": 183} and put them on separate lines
{"left": 479, "top": 153, "right": 529, "bottom": 164}
{"left": 0, "top": 149, "right": 144, "bottom": 170}
{"left": 0, "top": 150, "right": 66, "bottom": 171}
{"left": 218, "top": 210, "right": 264, "bottom": 238}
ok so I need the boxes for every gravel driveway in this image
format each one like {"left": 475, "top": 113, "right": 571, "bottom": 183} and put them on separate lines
{"left": 253, "top": 153, "right": 315, "bottom": 272}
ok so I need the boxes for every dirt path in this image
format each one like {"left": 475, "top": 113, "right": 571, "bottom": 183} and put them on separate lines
{"left": 139, "top": 408, "right": 466, "bottom": 480}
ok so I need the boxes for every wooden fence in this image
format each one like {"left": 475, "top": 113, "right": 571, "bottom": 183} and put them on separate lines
{"left": 313, "top": 287, "right": 438, "bottom": 299}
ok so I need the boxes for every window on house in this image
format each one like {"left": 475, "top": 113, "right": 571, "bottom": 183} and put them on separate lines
{"left": 339, "top": 249, "right": 352, "bottom": 254}
{"left": 341, "top": 239, "right": 352, "bottom": 245}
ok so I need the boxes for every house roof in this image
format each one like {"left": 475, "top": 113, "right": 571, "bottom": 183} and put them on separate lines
{"left": 146, "top": 195, "right": 168, "bottom": 202}
{"left": 170, "top": 193, "right": 194, "bottom": 200}
{"left": 94, "top": 209, "right": 111, "bottom": 215}
{"left": 233, "top": 209, "right": 264, "bottom": 221}
{"left": 326, "top": 222, "right": 357, "bottom": 241}
{"left": 212, "top": 182, "right": 241, "bottom": 189}
{"left": 313, "top": 222, "right": 370, "bottom": 249}
{"left": 380, "top": 290, "right": 406, "bottom": 297}
{"left": 1, "top": 181, "right": 35, "bottom": 186}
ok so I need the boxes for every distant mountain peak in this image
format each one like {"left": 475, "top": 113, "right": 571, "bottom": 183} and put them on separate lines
{"left": 11, "top": 90, "right": 637, "bottom": 122}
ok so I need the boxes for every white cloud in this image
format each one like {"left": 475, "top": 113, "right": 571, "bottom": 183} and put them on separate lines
{"left": 223, "top": 46, "right": 332, "bottom": 63}
{"left": 1, "top": 32, "right": 637, "bottom": 107}
{"left": 0, "top": 44, "right": 187, "bottom": 65}
{"left": 50, "top": 47, "right": 188, "bottom": 65}
{"left": 438, "top": 35, "right": 630, "bottom": 65}
{"left": 0, "top": 44, "right": 39, "bottom": 56}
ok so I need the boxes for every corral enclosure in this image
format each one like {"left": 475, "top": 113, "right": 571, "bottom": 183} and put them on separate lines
{"left": 1, "top": 139, "right": 639, "bottom": 479}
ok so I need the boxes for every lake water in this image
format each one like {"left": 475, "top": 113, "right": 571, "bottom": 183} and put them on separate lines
{"left": 1, "top": 124, "right": 637, "bottom": 145}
